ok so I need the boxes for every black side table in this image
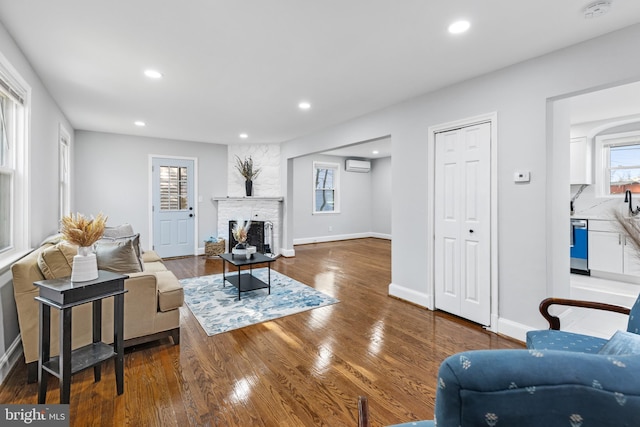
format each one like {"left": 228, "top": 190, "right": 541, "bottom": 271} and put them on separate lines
{"left": 34, "top": 270, "right": 128, "bottom": 404}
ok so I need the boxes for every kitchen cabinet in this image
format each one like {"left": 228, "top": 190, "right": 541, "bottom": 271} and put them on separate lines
{"left": 588, "top": 221, "right": 640, "bottom": 276}
{"left": 588, "top": 230, "right": 623, "bottom": 274}
{"left": 570, "top": 137, "right": 593, "bottom": 185}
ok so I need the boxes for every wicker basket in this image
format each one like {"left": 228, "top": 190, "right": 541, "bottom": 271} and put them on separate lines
{"left": 204, "top": 240, "right": 225, "bottom": 257}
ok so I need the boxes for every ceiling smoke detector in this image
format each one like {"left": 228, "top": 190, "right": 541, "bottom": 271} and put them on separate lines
{"left": 584, "top": 1, "right": 612, "bottom": 19}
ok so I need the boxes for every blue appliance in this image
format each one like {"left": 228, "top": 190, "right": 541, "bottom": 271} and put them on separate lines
{"left": 570, "top": 219, "right": 589, "bottom": 275}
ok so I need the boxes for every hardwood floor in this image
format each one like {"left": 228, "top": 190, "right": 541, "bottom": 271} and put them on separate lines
{"left": 0, "top": 238, "right": 523, "bottom": 426}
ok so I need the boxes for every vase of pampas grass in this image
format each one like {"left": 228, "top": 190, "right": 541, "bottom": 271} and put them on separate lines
{"left": 60, "top": 213, "right": 107, "bottom": 282}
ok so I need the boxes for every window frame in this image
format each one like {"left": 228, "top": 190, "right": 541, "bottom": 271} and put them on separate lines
{"left": 58, "top": 124, "right": 71, "bottom": 221}
{"left": 312, "top": 161, "right": 340, "bottom": 214}
{"left": 595, "top": 130, "right": 640, "bottom": 197}
{"left": 0, "top": 51, "right": 30, "bottom": 267}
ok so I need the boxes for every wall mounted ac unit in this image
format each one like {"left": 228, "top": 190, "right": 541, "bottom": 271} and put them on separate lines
{"left": 345, "top": 159, "right": 371, "bottom": 173}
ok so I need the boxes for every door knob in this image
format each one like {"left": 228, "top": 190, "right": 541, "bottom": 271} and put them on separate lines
{"left": 469, "top": 229, "right": 474, "bottom": 233}
{"left": 189, "top": 214, "right": 194, "bottom": 218}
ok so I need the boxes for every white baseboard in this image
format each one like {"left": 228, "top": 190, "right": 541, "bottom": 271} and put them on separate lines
{"left": 496, "top": 317, "right": 530, "bottom": 343}
{"left": 0, "top": 337, "right": 22, "bottom": 386}
{"left": 280, "top": 248, "right": 295, "bottom": 257}
{"left": 369, "top": 232, "right": 391, "bottom": 240}
{"left": 293, "top": 232, "right": 389, "bottom": 246}
{"left": 388, "top": 282, "right": 432, "bottom": 309}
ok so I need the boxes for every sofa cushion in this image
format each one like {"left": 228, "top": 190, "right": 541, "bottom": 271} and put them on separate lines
{"left": 96, "top": 239, "right": 143, "bottom": 273}
{"left": 156, "top": 270, "right": 184, "bottom": 312}
{"left": 598, "top": 330, "right": 640, "bottom": 355}
{"left": 526, "top": 329, "right": 607, "bottom": 353}
{"left": 37, "top": 241, "right": 77, "bottom": 279}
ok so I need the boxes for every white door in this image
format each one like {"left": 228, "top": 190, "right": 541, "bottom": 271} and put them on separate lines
{"left": 434, "top": 122, "right": 491, "bottom": 325}
{"left": 152, "top": 157, "right": 195, "bottom": 258}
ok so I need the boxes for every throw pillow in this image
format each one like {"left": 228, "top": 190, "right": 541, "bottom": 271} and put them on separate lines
{"left": 95, "top": 239, "right": 143, "bottom": 274}
{"left": 103, "top": 224, "right": 135, "bottom": 239}
{"left": 37, "top": 241, "right": 77, "bottom": 280}
{"left": 98, "top": 233, "right": 143, "bottom": 270}
{"left": 598, "top": 330, "right": 640, "bottom": 355}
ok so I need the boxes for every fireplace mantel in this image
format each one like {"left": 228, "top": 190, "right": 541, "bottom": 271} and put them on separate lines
{"left": 213, "top": 197, "right": 283, "bottom": 255}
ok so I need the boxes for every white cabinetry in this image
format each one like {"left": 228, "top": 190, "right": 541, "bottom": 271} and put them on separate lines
{"left": 588, "top": 230, "right": 623, "bottom": 274}
{"left": 588, "top": 220, "right": 640, "bottom": 278}
{"left": 570, "top": 137, "right": 593, "bottom": 185}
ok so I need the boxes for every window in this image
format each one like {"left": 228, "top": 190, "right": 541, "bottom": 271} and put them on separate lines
{"left": 159, "top": 166, "right": 189, "bottom": 210}
{"left": 59, "top": 124, "right": 71, "bottom": 220}
{"left": 596, "top": 131, "right": 640, "bottom": 196}
{"left": 313, "top": 162, "right": 340, "bottom": 213}
{"left": 0, "top": 54, "right": 29, "bottom": 263}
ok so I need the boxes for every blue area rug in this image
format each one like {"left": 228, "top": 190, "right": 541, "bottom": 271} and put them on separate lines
{"left": 181, "top": 268, "right": 339, "bottom": 336}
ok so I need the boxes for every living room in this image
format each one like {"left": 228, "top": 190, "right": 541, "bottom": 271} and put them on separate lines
{"left": 1, "top": 2, "right": 640, "bottom": 425}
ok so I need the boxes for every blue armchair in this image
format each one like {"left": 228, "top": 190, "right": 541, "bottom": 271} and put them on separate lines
{"left": 526, "top": 294, "right": 640, "bottom": 353}
{"left": 360, "top": 349, "right": 640, "bottom": 426}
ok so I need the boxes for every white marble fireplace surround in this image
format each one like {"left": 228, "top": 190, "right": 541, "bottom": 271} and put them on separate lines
{"left": 213, "top": 197, "right": 283, "bottom": 254}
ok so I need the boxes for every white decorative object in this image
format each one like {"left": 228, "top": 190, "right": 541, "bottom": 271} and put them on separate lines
{"left": 231, "top": 245, "right": 257, "bottom": 260}
{"left": 71, "top": 246, "right": 99, "bottom": 282}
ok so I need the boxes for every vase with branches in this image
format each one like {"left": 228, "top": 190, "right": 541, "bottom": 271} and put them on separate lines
{"left": 60, "top": 212, "right": 107, "bottom": 281}
{"left": 234, "top": 155, "right": 261, "bottom": 196}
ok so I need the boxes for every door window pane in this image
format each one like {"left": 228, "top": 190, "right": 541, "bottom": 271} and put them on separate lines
{"left": 159, "top": 166, "right": 188, "bottom": 210}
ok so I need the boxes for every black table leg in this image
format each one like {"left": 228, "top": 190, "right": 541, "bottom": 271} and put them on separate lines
{"left": 222, "top": 259, "right": 226, "bottom": 287}
{"left": 59, "top": 308, "right": 72, "bottom": 404}
{"left": 114, "top": 293, "right": 124, "bottom": 395}
{"left": 237, "top": 264, "right": 241, "bottom": 300}
{"left": 38, "top": 304, "right": 50, "bottom": 404}
{"left": 92, "top": 300, "right": 102, "bottom": 382}
{"left": 268, "top": 264, "right": 271, "bottom": 295}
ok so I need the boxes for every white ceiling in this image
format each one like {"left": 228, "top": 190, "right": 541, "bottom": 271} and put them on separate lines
{"left": 1, "top": 1, "right": 640, "bottom": 148}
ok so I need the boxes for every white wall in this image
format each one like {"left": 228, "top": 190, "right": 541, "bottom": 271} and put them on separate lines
{"left": 292, "top": 154, "right": 374, "bottom": 243}
{"left": 74, "top": 131, "right": 227, "bottom": 251}
{"left": 227, "top": 144, "right": 281, "bottom": 197}
{"left": 371, "top": 156, "right": 392, "bottom": 237}
{"left": 280, "top": 24, "right": 640, "bottom": 341}
{"left": 0, "top": 20, "right": 74, "bottom": 381}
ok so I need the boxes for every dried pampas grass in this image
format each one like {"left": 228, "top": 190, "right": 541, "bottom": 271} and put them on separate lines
{"left": 60, "top": 212, "right": 107, "bottom": 247}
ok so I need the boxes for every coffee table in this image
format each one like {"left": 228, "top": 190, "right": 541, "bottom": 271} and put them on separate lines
{"left": 219, "top": 252, "right": 276, "bottom": 300}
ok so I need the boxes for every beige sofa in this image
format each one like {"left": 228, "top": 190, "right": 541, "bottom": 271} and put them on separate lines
{"left": 11, "top": 234, "right": 184, "bottom": 383}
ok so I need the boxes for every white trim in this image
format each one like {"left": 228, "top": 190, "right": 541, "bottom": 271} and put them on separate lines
{"left": 0, "top": 50, "right": 30, "bottom": 267}
{"left": 594, "top": 130, "right": 640, "bottom": 197}
{"left": 427, "top": 112, "right": 499, "bottom": 328}
{"left": 312, "top": 161, "right": 340, "bottom": 214}
{"left": 495, "top": 317, "right": 530, "bottom": 343}
{"left": 388, "top": 282, "right": 431, "bottom": 308}
{"left": 0, "top": 336, "right": 22, "bottom": 386}
{"left": 293, "top": 232, "right": 386, "bottom": 246}
{"left": 280, "top": 247, "right": 296, "bottom": 257}
{"left": 148, "top": 154, "right": 199, "bottom": 256}
{"left": 58, "top": 123, "right": 71, "bottom": 220}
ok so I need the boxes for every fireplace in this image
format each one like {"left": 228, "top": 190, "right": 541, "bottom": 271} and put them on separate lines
{"left": 229, "top": 220, "right": 265, "bottom": 253}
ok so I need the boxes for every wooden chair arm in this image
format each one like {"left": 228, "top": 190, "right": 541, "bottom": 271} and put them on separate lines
{"left": 358, "top": 396, "right": 371, "bottom": 427}
{"left": 540, "top": 297, "right": 631, "bottom": 330}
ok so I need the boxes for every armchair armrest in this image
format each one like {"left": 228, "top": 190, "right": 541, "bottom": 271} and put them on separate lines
{"left": 539, "top": 297, "right": 630, "bottom": 330}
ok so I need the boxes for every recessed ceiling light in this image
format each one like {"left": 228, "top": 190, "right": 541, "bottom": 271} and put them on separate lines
{"left": 239, "top": 133, "right": 249, "bottom": 139}
{"left": 448, "top": 20, "right": 470, "bottom": 34}
{"left": 134, "top": 121, "right": 146, "bottom": 127}
{"left": 144, "top": 69, "right": 163, "bottom": 79}
{"left": 372, "top": 150, "right": 379, "bottom": 155}
{"left": 298, "top": 101, "right": 311, "bottom": 110}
